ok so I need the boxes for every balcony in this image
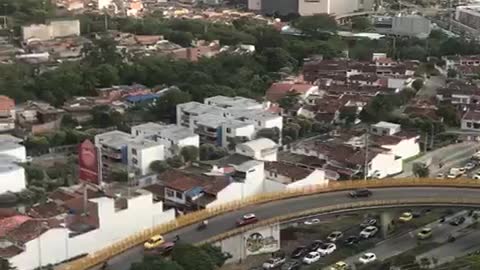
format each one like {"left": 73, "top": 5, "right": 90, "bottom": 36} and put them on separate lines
{"left": 101, "top": 147, "right": 122, "bottom": 160}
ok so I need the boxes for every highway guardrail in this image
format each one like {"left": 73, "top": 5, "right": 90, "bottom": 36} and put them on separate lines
{"left": 62, "top": 178, "right": 480, "bottom": 270}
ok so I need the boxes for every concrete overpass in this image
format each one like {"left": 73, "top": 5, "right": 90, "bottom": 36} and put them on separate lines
{"left": 62, "top": 179, "right": 480, "bottom": 270}
{"left": 335, "top": 11, "right": 378, "bottom": 24}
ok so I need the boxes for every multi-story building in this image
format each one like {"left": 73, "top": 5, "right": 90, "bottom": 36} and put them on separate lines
{"left": 22, "top": 19, "right": 80, "bottom": 42}
{"left": 455, "top": 5, "right": 480, "bottom": 31}
{"left": 95, "top": 130, "right": 165, "bottom": 181}
{"left": 0, "top": 135, "right": 26, "bottom": 194}
{"left": 250, "top": 0, "right": 374, "bottom": 16}
{"left": 373, "top": 15, "right": 431, "bottom": 38}
{"left": 176, "top": 97, "right": 282, "bottom": 147}
{"left": 0, "top": 96, "right": 15, "bottom": 132}
{"left": 131, "top": 123, "right": 199, "bottom": 158}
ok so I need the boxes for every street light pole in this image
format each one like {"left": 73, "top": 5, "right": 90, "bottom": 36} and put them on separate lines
{"left": 364, "top": 128, "right": 369, "bottom": 181}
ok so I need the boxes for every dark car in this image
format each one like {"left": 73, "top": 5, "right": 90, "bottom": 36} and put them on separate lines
{"left": 308, "top": 240, "right": 324, "bottom": 251}
{"left": 349, "top": 189, "right": 372, "bottom": 198}
{"left": 450, "top": 216, "right": 466, "bottom": 226}
{"left": 291, "top": 246, "right": 308, "bottom": 259}
{"left": 344, "top": 235, "right": 360, "bottom": 246}
{"left": 360, "top": 218, "right": 377, "bottom": 228}
{"left": 281, "top": 261, "right": 301, "bottom": 270}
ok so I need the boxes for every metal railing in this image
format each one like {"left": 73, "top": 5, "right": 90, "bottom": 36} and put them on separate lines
{"left": 62, "top": 178, "right": 480, "bottom": 270}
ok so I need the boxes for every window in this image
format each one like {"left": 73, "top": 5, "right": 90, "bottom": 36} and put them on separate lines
{"left": 176, "top": 191, "right": 183, "bottom": 199}
{"left": 132, "top": 158, "right": 138, "bottom": 165}
{"left": 132, "top": 148, "right": 137, "bottom": 155}
{"left": 467, "top": 122, "right": 473, "bottom": 128}
{"left": 227, "top": 128, "right": 232, "bottom": 134}
{"left": 166, "top": 189, "right": 174, "bottom": 197}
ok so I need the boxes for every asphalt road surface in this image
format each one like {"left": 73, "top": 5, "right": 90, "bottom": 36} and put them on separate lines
{"left": 89, "top": 187, "right": 480, "bottom": 270}
{"left": 325, "top": 211, "right": 475, "bottom": 269}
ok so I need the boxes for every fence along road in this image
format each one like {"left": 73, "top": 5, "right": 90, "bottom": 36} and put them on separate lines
{"left": 63, "top": 178, "right": 480, "bottom": 270}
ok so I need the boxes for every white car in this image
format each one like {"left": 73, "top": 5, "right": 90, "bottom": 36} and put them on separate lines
{"left": 360, "top": 226, "right": 379, "bottom": 238}
{"left": 317, "top": 243, "right": 336, "bottom": 256}
{"left": 474, "top": 172, "right": 480, "bottom": 180}
{"left": 262, "top": 257, "right": 286, "bottom": 269}
{"left": 436, "top": 173, "right": 444, "bottom": 179}
{"left": 303, "top": 252, "right": 321, "bottom": 264}
{"left": 359, "top": 252, "right": 377, "bottom": 264}
{"left": 326, "top": 231, "right": 343, "bottom": 242}
{"left": 304, "top": 218, "right": 320, "bottom": 225}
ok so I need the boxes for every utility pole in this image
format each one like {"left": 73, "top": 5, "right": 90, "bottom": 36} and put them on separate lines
{"left": 430, "top": 124, "right": 435, "bottom": 150}
{"left": 364, "top": 129, "right": 369, "bottom": 181}
{"left": 424, "top": 132, "right": 428, "bottom": 152}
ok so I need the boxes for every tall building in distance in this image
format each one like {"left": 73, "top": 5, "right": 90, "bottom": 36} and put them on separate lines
{"left": 249, "top": 0, "right": 375, "bottom": 16}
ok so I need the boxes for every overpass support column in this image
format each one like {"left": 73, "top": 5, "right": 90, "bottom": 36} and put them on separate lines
{"left": 380, "top": 211, "right": 394, "bottom": 238}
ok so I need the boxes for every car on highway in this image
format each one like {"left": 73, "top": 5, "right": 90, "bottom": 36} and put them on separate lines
{"left": 291, "top": 246, "right": 308, "bottom": 259}
{"left": 308, "top": 240, "right": 324, "bottom": 251}
{"left": 436, "top": 173, "right": 444, "bottom": 179}
{"left": 349, "top": 189, "right": 372, "bottom": 198}
{"left": 281, "top": 261, "right": 301, "bottom": 270}
{"left": 144, "top": 234, "right": 165, "bottom": 249}
{"left": 262, "top": 256, "right": 286, "bottom": 269}
{"left": 473, "top": 172, "right": 480, "bottom": 180}
{"left": 465, "top": 162, "right": 476, "bottom": 170}
{"left": 417, "top": 227, "right": 432, "bottom": 240}
{"left": 327, "top": 231, "right": 344, "bottom": 242}
{"left": 360, "top": 226, "right": 379, "bottom": 238}
{"left": 303, "top": 252, "right": 321, "bottom": 264}
{"left": 360, "top": 218, "right": 377, "bottom": 228}
{"left": 448, "top": 168, "right": 464, "bottom": 179}
{"left": 144, "top": 241, "right": 175, "bottom": 256}
{"left": 236, "top": 213, "right": 258, "bottom": 227}
{"left": 359, "top": 252, "right": 377, "bottom": 264}
{"left": 304, "top": 218, "right": 320, "bottom": 225}
{"left": 343, "top": 235, "right": 360, "bottom": 246}
{"left": 317, "top": 243, "right": 336, "bottom": 256}
{"left": 330, "top": 261, "right": 351, "bottom": 270}
{"left": 399, "top": 212, "right": 413, "bottom": 222}
{"left": 449, "top": 216, "right": 466, "bottom": 226}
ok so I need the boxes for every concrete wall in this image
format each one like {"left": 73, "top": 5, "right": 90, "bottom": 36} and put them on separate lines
{"left": 370, "top": 153, "right": 402, "bottom": 178}
{"left": 216, "top": 224, "right": 280, "bottom": 264}
{"left": 248, "top": 0, "right": 262, "bottom": 10}
{"left": 22, "top": 20, "right": 80, "bottom": 41}
{"left": 298, "top": 0, "right": 329, "bottom": 16}
{"left": 10, "top": 192, "right": 175, "bottom": 270}
{"left": 381, "top": 137, "right": 420, "bottom": 160}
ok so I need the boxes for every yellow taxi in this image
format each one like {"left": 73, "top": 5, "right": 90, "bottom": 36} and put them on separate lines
{"left": 330, "top": 261, "right": 350, "bottom": 270}
{"left": 399, "top": 212, "right": 413, "bottom": 222}
{"left": 144, "top": 234, "right": 165, "bottom": 249}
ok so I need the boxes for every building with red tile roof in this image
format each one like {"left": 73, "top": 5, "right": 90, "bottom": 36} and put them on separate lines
{"left": 266, "top": 81, "right": 318, "bottom": 103}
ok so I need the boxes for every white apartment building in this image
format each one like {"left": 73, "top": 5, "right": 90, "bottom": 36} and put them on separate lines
{"left": 371, "top": 121, "right": 401, "bottom": 136}
{"left": 177, "top": 97, "right": 282, "bottom": 148}
{"left": 95, "top": 130, "right": 165, "bottom": 180}
{"left": 131, "top": 123, "right": 199, "bottom": 158}
{"left": 128, "top": 139, "right": 165, "bottom": 176}
{"left": 298, "top": 0, "right": 375, "bottom": 16}
{"left": 0, "top": 135, "right": 26, "bottom": 194}
{"left": 6, "top": 190, "right": 175, "bottom": 270}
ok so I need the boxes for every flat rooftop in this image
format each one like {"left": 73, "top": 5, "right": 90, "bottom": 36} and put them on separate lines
{"left": 134, "top": 123, "right": 196, "bottom": 140}
{"left": 96, "top": 130, "right": 135, "bottom": 150}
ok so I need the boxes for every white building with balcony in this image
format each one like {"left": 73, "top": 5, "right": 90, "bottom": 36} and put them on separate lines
{"left": 176, "top": 98, "right": 282, "bottom": 148}
{"left": 128, "top": 139, "right": 165, "bottom": 176}
{"left": 131, "top": 123, "right": 199, "bottom": 158}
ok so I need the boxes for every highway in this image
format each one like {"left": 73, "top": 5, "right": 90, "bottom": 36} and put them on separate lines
{"left": 88, "top": 187, "right": 480, "bottom": 270}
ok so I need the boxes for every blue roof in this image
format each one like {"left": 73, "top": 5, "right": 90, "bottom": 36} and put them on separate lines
{"left": 185, "top": 186, "right": 204, "bottom": 197}
{"left": 125, "top": 94, "right": 160, "bottom": 103}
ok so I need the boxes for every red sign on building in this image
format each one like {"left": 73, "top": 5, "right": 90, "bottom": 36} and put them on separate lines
{"left": 78, "top": 139, "right": 99, "bottom": 185}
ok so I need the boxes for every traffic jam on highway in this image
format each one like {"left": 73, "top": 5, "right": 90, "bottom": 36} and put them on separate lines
{"left": 132, "top": 188, "right": 480, "bottom": 270}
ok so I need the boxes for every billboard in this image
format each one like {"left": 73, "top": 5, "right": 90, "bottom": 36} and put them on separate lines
{"left": 245, "top": 224, "right": 280, "bottom": 256}
{"left": 78, "top": 139, "right": 99, "bottom": 185}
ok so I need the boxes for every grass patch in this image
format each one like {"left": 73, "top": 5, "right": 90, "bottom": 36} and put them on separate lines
{"left": 403, "top": 153, "right": 425, "bottom": 164}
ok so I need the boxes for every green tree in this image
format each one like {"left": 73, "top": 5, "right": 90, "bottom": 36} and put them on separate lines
{"left": 351, "top": 17, "right": 373, "bottom": 32}
{"left": 166, "top": 31, "right": 194, "bottom": 47}
{"left": 447, "top": 69, "right": 458, "bottom": 78}
{"left": 292, "top": 14, "right": 337, "bottom": 37}
{"left": 437, "top": 105, "right": 459, "bottom": 127}
{"left": 180, "top": 146, "right": 199, "bottom": 162}
{"left": 0, "top": 257, "right": 16, "bottom": 270}
{"left": 24, "top": 166, "right": 45, "bottom": 182}
{"left": 199, "top": 244, "right": 231, "bottom": 267}
{"left": 111, "top": 170, "right": 129, "bottom": 182}
{"left": 199, "top": 144, "right": 227, "bottom": 161}
{"left": 94, "top": 64, "right": 120, "bottom": 87}
{"left": 167, "top": 155, "right": 184, "bottom": 168}
{"left": 411, "top": 79, "right": 424, "bottom": 91}
{"left": 91, "top": 105, "right": 114, "bottom": 128}
{"left": 131, "top": 255, "right": 184, "bottom": 270}
{"left": 412, "top": 162, "right": 429, "bottom": 178}
{"left": 256, "top": 127, "right": 280, "bottom": 143}
{"left": 339, "top": 107, "right": 357, "bottom": 126}
{"left": 150, "top": 89, "right": 192, "bottom": 122}
{"left": 150, "top": 160, "right": 170, "bottom": 174}
{"left": 171, "top": 244, "right": 216, "bottom": 270}
{"left": 278, "top": 92, "right": 300, "bottom": 110}
{"left": 257, "top": 47, "right": 297, "bottom": 72}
